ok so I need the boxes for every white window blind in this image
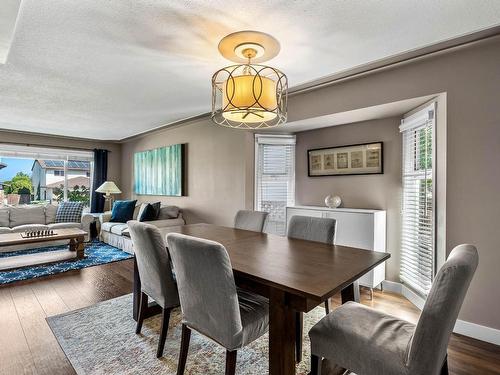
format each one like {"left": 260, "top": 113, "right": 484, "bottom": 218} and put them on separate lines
{"left": 399, "top": 103, "right": 435, "bottom": 296}
{"left": 255, "top": 135, "right": 295, "bottom": 236}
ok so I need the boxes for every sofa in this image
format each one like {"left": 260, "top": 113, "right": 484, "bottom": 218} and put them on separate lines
{"left": 0, "top": 204, "right": 94, "bottom": 253}
{"left": 99, "top": 204, "right": 184, "bottom": 254}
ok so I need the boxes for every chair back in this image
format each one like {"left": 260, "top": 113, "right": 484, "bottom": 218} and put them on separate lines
{"left": 234, "top": 210, "right": 268, "bottom": 232}
{"left": 166, "top": 233, "right": 243, "bottom": 348}
{"left": 287, "top": 215, "right": 336, "bottom": 244}
{"left": 127, "top": 221, "right": 179, "bottom": 308}
{"left": 408, "top": 244, "right": 478, "bottom": 374}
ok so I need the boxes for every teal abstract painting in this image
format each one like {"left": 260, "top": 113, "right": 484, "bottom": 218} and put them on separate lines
{"left": 134, "top": 144, "right": 185, "bottom": 196}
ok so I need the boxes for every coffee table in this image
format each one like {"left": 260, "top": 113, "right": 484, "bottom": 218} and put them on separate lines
{"left": 0, "top": 228, "right": 86, "bottom": 270}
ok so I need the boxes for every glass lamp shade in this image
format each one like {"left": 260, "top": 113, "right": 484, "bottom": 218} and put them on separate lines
{"left": 212, "top": 64, "right": 287, "bottom": 129}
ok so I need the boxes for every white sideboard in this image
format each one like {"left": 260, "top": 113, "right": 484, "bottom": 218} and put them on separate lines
{"left": 286, "top": 205, "right": 387, "bottom": 289}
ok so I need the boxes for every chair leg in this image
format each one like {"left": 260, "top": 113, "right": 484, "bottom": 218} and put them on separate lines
{"left": 225, "top": 350, "right": 237, "bottom": 375}
{"left": 310, "top": 354, "right": 322, "bottom": 375}
{"left": 176, "top": 324, "right": 191, "bottom": 375}
{"left": 156, "top": 308, "right": 171, "bottom": 358}
{"left": 324, "top": 298, "right": 331, "bottom": 314}
{"left": 135, "top": 292, "right": 147, "bottom": 334}
{"left": 441, "top": 355, "right": 449, "bottom": 375}
{"left": 295, "top": 311, "right": 303, "bottom": 363}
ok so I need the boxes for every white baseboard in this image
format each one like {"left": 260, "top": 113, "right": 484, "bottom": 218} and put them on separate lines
{"left": 454, "top": 320, "right": 500, "bottom": 346}
{"left": 381, "top": 280, "right": 500, "bottom": 346}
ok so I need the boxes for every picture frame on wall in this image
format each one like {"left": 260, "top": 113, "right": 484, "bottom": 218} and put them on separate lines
{"left": 308, "top": 142, "right": 383, "bottom": 177}
{"left": 134, "top": 143, "right": 186, "bottom": 196}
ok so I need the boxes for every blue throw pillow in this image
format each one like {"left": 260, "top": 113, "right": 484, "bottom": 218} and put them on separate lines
{"left": 139, "top": 202, "right": 161, "bottom": 222}
{"left": 110, "top": 200, "right": 137, "bottom": 223}
{"left": 55, "top": 202, "right": 84, "bottom": 223}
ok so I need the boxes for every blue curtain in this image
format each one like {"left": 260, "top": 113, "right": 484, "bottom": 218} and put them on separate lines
{"left": 91, "top": 149, "right": 108, "bottom": 213}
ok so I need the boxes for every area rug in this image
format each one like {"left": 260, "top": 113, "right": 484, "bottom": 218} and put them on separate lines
{"left": 47, "top": 294, "right": 327, "bottom": 375}
{"left": 0, "top": 241, "right": 133, "bottom": 284}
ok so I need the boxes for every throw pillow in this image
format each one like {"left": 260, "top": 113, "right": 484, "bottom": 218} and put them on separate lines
{"left": 157, "top": 205, "right": 180, "bottom": 219}
{"left": 136, "top": 203, "right": 148, "bottom": 221}
{"left": 110, "top": 200, "right": 137, "bottom": 223}
{"left": 139, "top": 202, "right": 161, "bottom": 222}
{"left": 55, "top": 202, "right": 84, "bottom": 223}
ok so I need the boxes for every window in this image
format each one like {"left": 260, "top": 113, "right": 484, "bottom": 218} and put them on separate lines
{"left": 400, "top": 103, "right": 436, "bottom": 296}
{"left": 0, "top": 144, "right": 94, "bottom": 208}
{"left": 254, "top": 135, "right": 295, "bottom": 235}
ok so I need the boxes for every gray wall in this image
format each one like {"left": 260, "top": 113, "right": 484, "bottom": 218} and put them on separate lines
{"left": 288, "top": 35, "right": 500, "bottom": 330}
{"left": 295, "top": 117, "right": 402, "bottom": 281}
{"left": 120, "top": 118, "right": 254, "bottom": 226}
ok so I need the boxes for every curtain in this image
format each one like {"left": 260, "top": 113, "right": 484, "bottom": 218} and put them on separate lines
{"left": 91, "top": 149, "right": 108, "bottom": 213}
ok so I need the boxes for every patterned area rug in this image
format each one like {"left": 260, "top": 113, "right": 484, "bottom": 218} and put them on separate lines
{"left": 0, "top": 241, "right": 133, "bottom": 284}
{"left": 47, "top": 294, "right": 329, "bottom": 375}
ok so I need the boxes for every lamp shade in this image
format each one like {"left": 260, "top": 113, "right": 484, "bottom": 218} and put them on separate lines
{"left": 95, "top": 181, "right": 121, "bottom": 195}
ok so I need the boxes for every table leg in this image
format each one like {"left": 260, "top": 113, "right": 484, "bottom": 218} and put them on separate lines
{"left": 341, "top": 280, "right": 360, "bottom": 304}
{"left": 269, "top": 288, "right": 296, "bottom": 375}
{"left": 69, "top": 236, "right": 85, "bottom": 259}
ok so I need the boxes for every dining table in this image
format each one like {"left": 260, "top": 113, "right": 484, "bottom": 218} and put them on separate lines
{"left": 130, "top": 223, "right": 390, "bottom": 375}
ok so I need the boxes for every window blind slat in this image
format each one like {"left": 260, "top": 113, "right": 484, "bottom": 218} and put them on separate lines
{"left": 255, "top": 135, "right": 295, "bottom": 236}
{"left": 400, "top": 104, "right": 435, "bottom": 296}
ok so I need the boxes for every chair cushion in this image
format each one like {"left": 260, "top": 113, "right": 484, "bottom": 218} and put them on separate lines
{"left": 101, "top": 222, "right": 125, "bottom": 233}
{"left": 55, "top": 202, "right": 84, "bottom": 223}
{"left": 48, "top": 222, "right": 81, "bottom": 230}
{"left": 45, "top": 204, "right": 58, "bottom": 224}
{"left": 110, "top": 200, "right": 137, "bottom": 223}
{"left": 11, "top": 224, "right": 49, "bottom": 233}
{"left": 309, "top": 302, "right": 415, "bottom": 375}
{"left": 110, "top": 224, "right": 129, "bottom": 235}
{"left": 139, "top": 202, "right": 161, "bottom": 222}
{"left": 0, "top": 227, "right": 12, "bottom": 234}
{"left": 9, "top": 205, "right": 46, "bottom": 226}
{"left": 237, "top": 288, "right": 269, "bottom": 349}
{"left": 0, "top": 208, "right": 9, "bottom": 227}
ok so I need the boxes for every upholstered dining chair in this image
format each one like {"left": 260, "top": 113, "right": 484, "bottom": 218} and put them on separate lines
{"left": 287, "top": 215, "right": 338, "bottom": 362}
{"left": 128, "top": 221, "right": 180, "bottom": 358}
{"left": 234, "top": 209, "right": 268, "bottom": 232}
{"left": 166, "top": 233, "right": 269, "bottom": 375}
{"left": 308, "top": 244, "right": 479, "bottom": 375}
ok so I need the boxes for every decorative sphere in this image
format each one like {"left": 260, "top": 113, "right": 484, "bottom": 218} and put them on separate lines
{"left": 325, "top": 195, "right": 342, "bottom": 208}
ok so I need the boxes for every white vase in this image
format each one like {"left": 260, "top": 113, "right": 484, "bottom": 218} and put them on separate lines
{"left": 325, "top": 195, "right": 342, "bottom": 208}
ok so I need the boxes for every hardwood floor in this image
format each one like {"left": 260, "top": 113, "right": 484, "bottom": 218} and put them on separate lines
{"left": 0, "top": 260, "right": 499, "bottom": 375}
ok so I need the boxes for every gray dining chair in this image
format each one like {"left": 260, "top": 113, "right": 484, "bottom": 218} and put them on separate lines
{"left": 128, "top": 221, "right": 180, "bottom": 358}
{"left": 287, "top": 215, "right": 338, "bottom": 362}
{"left": 309, "top": 243, "right": 479, "bottom": 375}
{"left": 234, "top": 209, "right": 268, "bottom": 232}
{"left": 166, "top": 233, "right": 269, "bottom": 375}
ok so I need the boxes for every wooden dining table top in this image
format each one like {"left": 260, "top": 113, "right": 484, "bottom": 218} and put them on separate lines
{"left": 157, "top": 223, "right": 390, "bottom": 303}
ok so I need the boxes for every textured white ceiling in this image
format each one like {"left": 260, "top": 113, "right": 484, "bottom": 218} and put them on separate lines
{"left": 0, "top": 0, "right": 499, "bottom": 140}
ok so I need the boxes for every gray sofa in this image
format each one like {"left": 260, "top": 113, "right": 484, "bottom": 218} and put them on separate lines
{"left": 99, "top": 204, "right": 184, "bottom": 254}
{"left": 0, "top": 204, "right": 93, "bottom": 252}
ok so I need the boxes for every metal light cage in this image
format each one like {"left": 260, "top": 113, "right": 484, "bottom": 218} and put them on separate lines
{"left": 211, "top": 64, "right": 288, "bottom": 129}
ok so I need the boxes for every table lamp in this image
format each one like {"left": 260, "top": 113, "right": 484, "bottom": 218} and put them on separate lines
{"left": 95, "top": 181, "right": 121, "bottom": 211}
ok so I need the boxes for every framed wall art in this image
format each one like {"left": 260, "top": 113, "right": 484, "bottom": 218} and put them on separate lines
{"left": 134, "top": 143, "right": 186, "bottom": 196}
{"left": 308, "top": 142, "right": 383, "bottom": 177}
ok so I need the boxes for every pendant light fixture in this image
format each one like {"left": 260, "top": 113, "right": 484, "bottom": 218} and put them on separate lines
{"left": 211, "top": 31, "right": 288, "bottom": 129}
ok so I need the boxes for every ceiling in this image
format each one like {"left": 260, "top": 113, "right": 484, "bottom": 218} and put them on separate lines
{"left": 0, "top": 1, "right": 499, "bottom": 141}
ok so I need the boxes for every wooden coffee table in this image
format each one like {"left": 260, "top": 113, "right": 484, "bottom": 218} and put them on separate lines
{"left": 0, "top": 228, "right": 86, "bottom": 270}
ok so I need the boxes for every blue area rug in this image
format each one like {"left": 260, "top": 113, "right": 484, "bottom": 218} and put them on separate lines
{"left": 0, "top": 241, "right": 133, "bottom": 285}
